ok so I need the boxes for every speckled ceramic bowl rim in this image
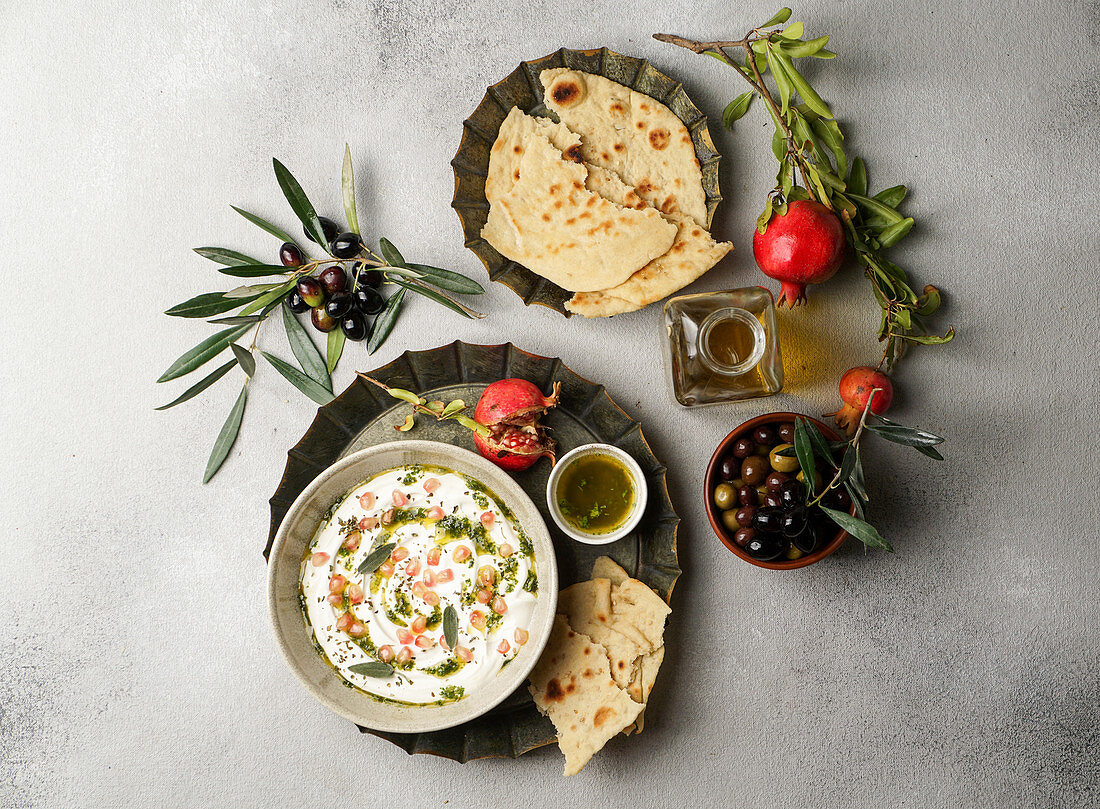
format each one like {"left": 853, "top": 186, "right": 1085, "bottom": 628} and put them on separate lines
{"left": 704, "top": 413, "right": 857, "bottom": 570}
{"left": 267, "top": 440, "right": 558, "bottom": 733}
{"left": 545, "top": 443, "right": 648, "bottom": 545}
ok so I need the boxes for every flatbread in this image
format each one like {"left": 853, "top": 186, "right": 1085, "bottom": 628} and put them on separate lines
{"left": 609, "top": 578, "right": 672, "bottom": 651}
{"left": 541, "top": 67, "right": 708, "bottom": 228}
{"left": 591, "top": 556, "right": 629, "bottom": 585}
{"left": 482, "top": 112, "right": 676, "bottom": 292}
{"left": 484, "top": 107, "right": 580, "bottom": 202}
{"left": 528, "top": 615, "right": 644, "bottom": 776}
{"left": 625, "top": 646, "right": 664, "bottom": 734}
{"left": 558, "top": 579, "right": 647, "bottom": 687}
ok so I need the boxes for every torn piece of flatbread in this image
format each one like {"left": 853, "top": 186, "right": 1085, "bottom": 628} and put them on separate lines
{"left": 609, "top": 578, "right": 672, "bottom": 652}
{"left": 591, "top": 556, "right": 630, "bottom": 585}
{"left": 558, "top": 579, "right": 647, "bottom": 687}
{"left": 529, "top": 615, "right": 644, "bottom": 776}
{"left": 626, "top": 646, "right": 665, "bottom": 734}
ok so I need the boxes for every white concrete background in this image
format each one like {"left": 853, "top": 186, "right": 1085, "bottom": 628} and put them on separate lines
{"left": 1, "top": 0, "right": 1097, "bottom": 806}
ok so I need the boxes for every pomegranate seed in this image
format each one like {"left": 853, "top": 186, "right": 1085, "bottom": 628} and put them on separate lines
{"left": 426, "top": 547, "right": 441, "bottom": 566}
{"left": 422, "top": 570, "right": 437, "bottom": 587}
{"left": 423, "top": 477, "right": 441, "bottom": 493}
{"left": 410, "top": 615, "right": 427, "bottom": 634}
{"left": 327, "top": 593, "right": 343, "bottom": 607}
{"left": 436, "top": 569, "right": 454, "bottom": 583}
{"left": 378, "top": 645, "right": 395, "bottom": 663}
{"left": 342, "top": 531, "right": 361, "bottom": 551}
{"left": 396, "top": 646, "right": 413, "bottom": 664}
{"left": 336, "top": 613, "right": 353, "bottom": 632}
{"left": 514, "top": 628, "right": 529, "bottom": 645}
{"left": 405, "top": 558, "right": 421, "bottom": 576}
{"left": 480, "top": 511, "right": 495, "bottom": 527}
{"left": 415, "top": 634, "right": 435, "bottom": 649}
{"left": 427, "top": 506, "right": 445, "bottom": 520}
{"left": 359, "top": 491, "right": 375, "bottom": 509}
{"left": 346, "top": 584, "right": 364, "bottom": 604}
{"left": 310, "top": 552, "right": 330, "bottom": 566}
{"left": 411, "top": 581, "right": 428, "bottom": 599}
{"left": 497, "top": 640, "right": 510, "bottom": 654}
{"left": 382, "top": 509, "right": 395, "bottom": 525}
{"left": 348, "top": 621, "right": 366, "bottom": 637}
{"left": 491, "top": 596, "right": 508, "bottom": 615}
{"left": 453, "top": 546, "right": 472, "bottom": 562}
{"left": 456, "top": 646, "right": 473, "bottom": 663}
{"left": 390, "top": 547, "right": 409, "bottom": 562}
{"left": 378, "top": 560, "right": 395, "bottom": 577}
{"left": 499, "top": 543, "right": 514, "bottom": 557}
{"left": 328, "top": 575, "right": 347, "bottom": 594}
{"left": 470, "top": 610, "right": 486, "bottom": 630}
{"left": 397, "top": 628, "right": 414, "bottom": 645}
{"left": 476, "top": 589, "right": 491, "bottom": 604}
{"left": 358, "top": 516, "right": 378, "bottom": 531}
{"left": 423, "top": 591, "right": 440, "bottom": 606}
{"left": 392, "top": 490, "right": 408, "bottom": 507}
{"left": 439, "top": 635, "right": 451, "bottom": 651}
{"left": 478, "top": 566, "right": 496, "bottom": 586}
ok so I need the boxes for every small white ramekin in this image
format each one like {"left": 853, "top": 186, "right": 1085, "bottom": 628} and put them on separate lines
{"left": 545, "top": 443, "right": 648, "bottom": 545}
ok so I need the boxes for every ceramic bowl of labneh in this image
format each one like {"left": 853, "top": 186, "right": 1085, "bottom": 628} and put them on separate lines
{"left": 705, "top": 413, "right": 858, "bottom": 570}
{"left": 546, "top": 444, "right": 648, "bottom": 545}
{"left": 267, "top": 440, "right": 558, "bottom": 733}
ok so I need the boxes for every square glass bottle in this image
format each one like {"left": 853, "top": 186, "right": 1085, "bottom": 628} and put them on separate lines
{"left": 663, "top": 286, "right": 783, "bottom": 407}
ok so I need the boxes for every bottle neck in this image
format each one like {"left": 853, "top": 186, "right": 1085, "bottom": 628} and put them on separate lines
{"left": 697, "top": 307, "right": 766, "bottom": 376}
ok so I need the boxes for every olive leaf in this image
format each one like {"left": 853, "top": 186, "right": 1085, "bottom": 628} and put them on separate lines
{"left": 792, "top": 418, "right": 817, "bottom": 495}
{"left": 158, "top": 323, "right": 253, "bottom": 382}
{"left": 358, "top": 542, "right": 396, "bottom": 575}
{"left": 260, "top": 351, "right": 335, "bottom": 405}
{"left": 760, "top": 7, "right": 792, "bottom": 27}
{"left": 194, "top": 247, "right": 265, "bottom": 266}
{"left": 722, "top": 91, "right": 755, "bottom": 129}
{"left": 389, "top": 279, "right": 484, "bottom": 319}
{"left": 863, "top": 418, "right": 945, "bottom": 448}
{"left": 203, "top": 383, "right": 248, "bottom": 484}
{"left": 802, "top": 418, "right": 839, "bottom": 468}
{"left": 281, "top": 303, "right": 331, "bottom": 392}
{"left": 342, "top": 143, "right": 359, "bottom": 236}
{"left": 207, "top": 315, "right": 264, "bottom": 325}
{"left": 378, "top": 237, "right": 406, "bottom": 268}
{"left": 326, "top": 328, "right": 345, "bottom": 374}
{"left": 229, "top": 343, "right": 256, "bottom": 378}
{"left": 845, "top": 482, "right": 867, "bottom": 519}
{"left": 443, "top": 605, "right": 458, "bottom": 650}
{"left": 230, "top": 205, "right": 301, "bottom": 248}
{"left": 217, "top": 264, "right": 292, "bottom": 278}
{"left": 405, "top": 264, "right": 485, "bottom": 295}
{"left": 821, "top": 506, "right": 894, "bottom": 552}
{"left": 272, "top": 158, "right": 329, "bottom": 251}
{"left": 366, "top": 288, "right": 405, "bottom": 355}
{"left": 347, "top": 661, "right": 394, "bottom": 678}
{"left": 239, "top": 279, "right": 297, "bottom": 316}
{"left": 155, "top": 359, "right": 237, "bottom": 410}
{"left": 166, "top": 291, "right": 258, "bottom": 319}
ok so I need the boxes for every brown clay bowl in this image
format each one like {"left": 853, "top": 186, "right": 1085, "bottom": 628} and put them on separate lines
{"left": 704, "top": 412, "right": 857, "bottom": 570}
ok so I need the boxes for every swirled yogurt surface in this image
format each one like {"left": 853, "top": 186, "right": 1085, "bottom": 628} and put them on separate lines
{"left": 300, "top": 465, "right": 538, "bottom": 705}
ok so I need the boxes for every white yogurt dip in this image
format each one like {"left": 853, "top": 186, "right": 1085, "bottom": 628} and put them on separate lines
{"left": 300, "top": 464, "right": 539, "bottom": 705}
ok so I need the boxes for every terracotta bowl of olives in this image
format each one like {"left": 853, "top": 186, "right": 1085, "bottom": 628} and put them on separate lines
{"left": 705, "top": 412, "right": 857, "bottom": 570}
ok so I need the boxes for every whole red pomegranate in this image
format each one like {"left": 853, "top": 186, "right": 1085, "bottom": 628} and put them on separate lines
{"left": 752, "top": 199, "right": 845, "bottom": 307}
{"left": 471, "top": 379, "right": 560, "bottom": 471}
{"left": 825, "top": 366, "right": 894, "bottom": 435}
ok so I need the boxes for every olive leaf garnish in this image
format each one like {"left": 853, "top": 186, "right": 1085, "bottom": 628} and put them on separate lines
{"left": 157, "top": 146, "right": 487, "bottom": 483}
{"left": 348, "top": 661, "right": 395, "bottom": 678}
{"left": 443, "top": 605, "right": 459, "bottom": 650}
{"left": 357, "top": 542, "right": 397, "bottom": 575}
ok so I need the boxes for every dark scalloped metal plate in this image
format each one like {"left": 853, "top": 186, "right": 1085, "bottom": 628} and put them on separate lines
{"left": 265, "top": 341, "right": 681, "bottom": 762}
{"left": 451, "top": 47, "right": 723, "bottom": 316}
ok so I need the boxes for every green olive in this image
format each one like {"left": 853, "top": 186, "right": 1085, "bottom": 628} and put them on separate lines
{"left": 713, "top": 483, "right": 736, "bottom": 511}
{"left": 796, "top": 468, "right": 824, "bottom": 491}
{"left": 769, "top": 443, "right": 801, "bottom": 473}
{"left": 721, "top": 508, "right": 741, "bottom": 532}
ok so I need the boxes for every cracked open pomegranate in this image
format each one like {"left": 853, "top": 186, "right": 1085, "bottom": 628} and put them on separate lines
{"left": 472, "top": 379, "right": 560, "bottom": 472}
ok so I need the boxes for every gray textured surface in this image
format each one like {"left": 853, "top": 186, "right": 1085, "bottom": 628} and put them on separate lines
{"left": 1, "top": 0, "right": 1097, "bottom": 806}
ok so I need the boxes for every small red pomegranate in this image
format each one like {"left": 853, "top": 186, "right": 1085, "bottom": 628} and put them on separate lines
{"left": 752, "top": 199, "right": 846, "bottom": 307}
{"left": 825, "top": 366, "right": 894, "bottom": 435}
{"left": 472, "top": 379, "right": 560, "bottom": 471}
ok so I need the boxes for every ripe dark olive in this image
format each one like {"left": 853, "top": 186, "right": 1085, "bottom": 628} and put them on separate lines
{"left": 746, "top": 533, "right": 785, "bottom": 561}
{"left": 279, "top": 241, "right": 304, "bottom": 267}
{"left": 735, "top": 506, "right": 756, "bottom": 527}
{"left": 737, "top": 485, "right": 758, "bottom": 506}
{"left": 319, "top": 265, "right": 348, "bottom": 295}
{"left": 732, "top": 437, "right": 755, "bottom": 459}
{"left": 781, "top": 506, "right": 808, "bottom": 538}
{"left": 330, "top": 231, "right": 362, "bottom": 259}
{"left": 753, "top": 425, "right": 776, "bottom": 446}
{"left": 825, "top": 487, "right": 853, "bottom": 511}
{"left": 340, "top": 311, "right": 369, "bottom": 341}
{"left": 753, "top": 506, "right": 785, "bottom": 533}
{"left": 325, "top": 292, "right": 354, "bottom": 319}
{"left": 287, "top": 290, "right": 310, "bottom": 313}
{"left": 733, "top": 527, "right": 755, "bottom": 548}
{"left": 765, "top": 471, "right": 789, "bottom": 491}
{"left": 719, "top": 455, "right": 740, "bottom": 481}
{"left": 305, "top": 216, "right": 340, "bottom": 244}
{"left": 792, "top": 522, "right": 819, "bottom": 554}
{"left": 741, "top": 455, "right": 768, "bottom": 485}
{"left": 779, "top": 479, "right": 805, "bottom": 509}
{"left": 297, "top": 277, "right": 326, "bottom": 308}
{"left": 355, "top": 266, "right": 383, "bottom": 288}
{"left": 777, "top": 422, "right": 796, "bottom": 444}
{"left": 353, "top": 286, "right": 386, "bottom": 315}
{"left": 311, "top": 306, "right": 337, "bottom": 332}
{"left": 764, "top": 493, "right": 782, "bottom": 508}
